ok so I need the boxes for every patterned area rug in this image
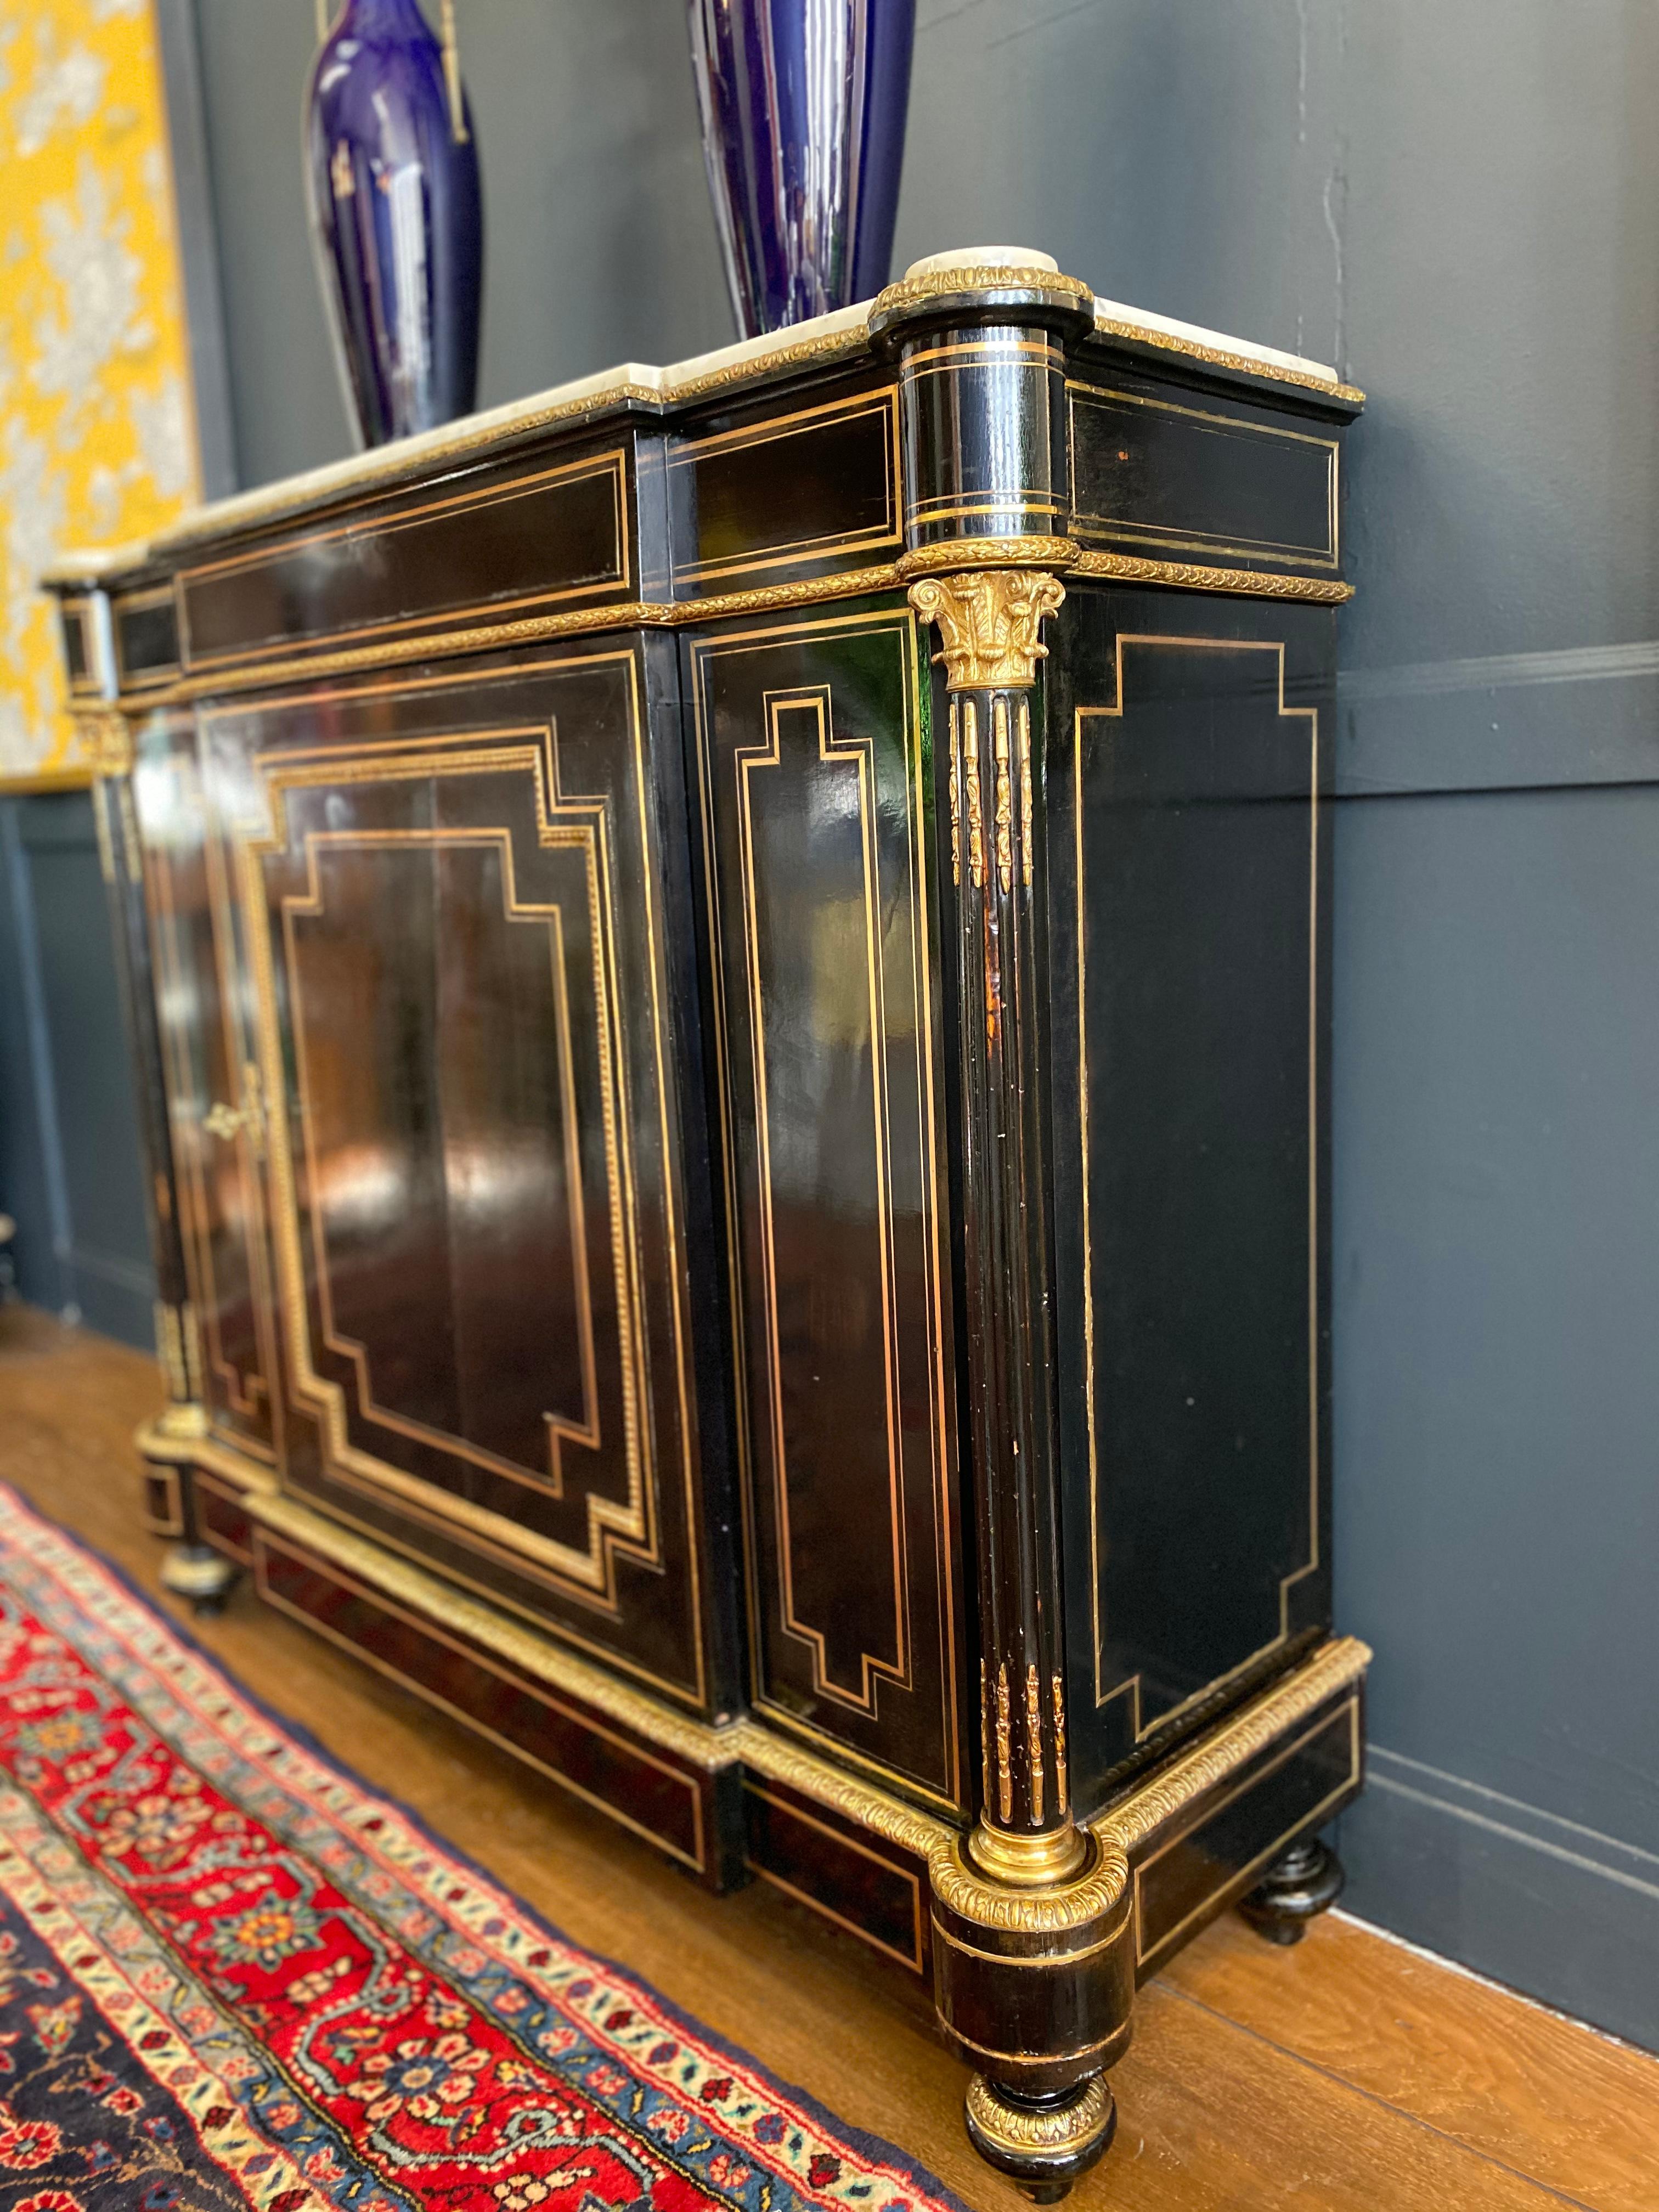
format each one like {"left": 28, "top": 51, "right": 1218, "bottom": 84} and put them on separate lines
{"left": 0, "top": 1486, "right": 963, "bottom": 2212}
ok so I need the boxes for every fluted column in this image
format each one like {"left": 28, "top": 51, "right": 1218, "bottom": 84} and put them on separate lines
{"left": 910, "top": 566, "right": 1080, "bottom": 1886}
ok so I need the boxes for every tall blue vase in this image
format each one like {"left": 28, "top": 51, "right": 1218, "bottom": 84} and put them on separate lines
{"left": 305, "top": 0, "right": 483, "bottom": 448}
{"left": 687, "top": 0, "right": 916, "bottom": 338}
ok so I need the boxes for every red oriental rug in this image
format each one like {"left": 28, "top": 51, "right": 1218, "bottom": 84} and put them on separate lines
{"left": 0, "top": 1485, "right": 964, "bottom": 2212}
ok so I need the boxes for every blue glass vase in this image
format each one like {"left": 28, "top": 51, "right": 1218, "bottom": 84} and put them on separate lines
{"left": 687, "top": 0, "right": 916, "bottom": 338}
{"left": 305, "top": 0, "right": 483, "bottom": 447}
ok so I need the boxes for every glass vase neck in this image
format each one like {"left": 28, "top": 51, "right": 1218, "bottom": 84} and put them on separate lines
{"left": 330, "top": 0, "right": 436, "bottom": 41}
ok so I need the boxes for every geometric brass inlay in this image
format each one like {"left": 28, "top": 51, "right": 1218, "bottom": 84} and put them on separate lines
{"left": 1076, "top": 637, "right": 1320, "bottom": 1735}
{"left": 732, "top": 686, "right": 911, "bottom": 1716}
{"left": 283, "top": 831, "right": 603, "bottom": 1477}
{"left": 239, "top": 722, "right": 656, "bottom": 1608}
{"left": 690, "top": 607, "right": 961, "bottom": 1807}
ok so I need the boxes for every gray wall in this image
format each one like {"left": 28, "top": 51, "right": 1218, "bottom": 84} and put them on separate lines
{"left": 172, "top": 0, "right": 1659, "bottom": 2042}
{"left": 0, "top": 794, "right": 155, "bottom": 1350}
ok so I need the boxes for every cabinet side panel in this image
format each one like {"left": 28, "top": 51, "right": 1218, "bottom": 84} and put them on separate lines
{"left": 1049, "top": 588, "right": 1334, "bottom": 1813}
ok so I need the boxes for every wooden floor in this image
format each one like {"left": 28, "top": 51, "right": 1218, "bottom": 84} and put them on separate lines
{"left": 2, "top": 1307, "right": 1655, "bottom": 2212}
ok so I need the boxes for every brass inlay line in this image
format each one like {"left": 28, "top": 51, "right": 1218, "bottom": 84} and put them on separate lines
{"left": 743, "top": 1782, "right": 927, "bottom": 1973}
{"left": 1052, "top": 1671, "right": 1069, "bottom": 1813}
{"left": 241, "top": 1487, "right": 954, "bottom": 1858}
{"left": 100, "top": 550, "right": 1353, "bottom": 708}
{"left": 1068, "top": 381, "right": 1341, "bottom": 569}
{"left": 1025, "top": 1663, "right": 1044, "bottom": 1825}
{"left": 905, "top": 495, "right": 1069, "bottom": 527}
{"left": 1095, "top": 1635, "right": 1369, "bottom": 1861}
{"left": 899, "top": 336, "right": 1066, "bottom": 375}
{"left": 992, "top": 695, "right": 1014, "bottom": 893}
{"left": 1076, "top": 636, "right": 1323, "bottom": 1729}
{"left": 179, "top": 448, "right": 631, "bottom": 672}
{"left": 732, "top": 687, "right": 912, "bottom": 1714}
{"left": 246, "top": 735, "right": 651, "bottom": 1598}
{"left": 668, "top": 387, "right": 902, "bottom": 585}
{"left": 251, "top": 1526, "right": 708, "bottom": 1876}
{"left": 1018, "top": 698, "right": 1034, "bottom": 888}
{"left": 199, "top": 797, "right": 285, "bottom": 1463}
{"left": 995, "top": 1662, "right": 1013, "bottom": 1822}
{"left": 962, "top": 698, "right": 984, "bottom": 888}
{"left": 145, "top": 816, "right": 272, "bottom": 1433}
{"left": 1131, "top": 1698, "right": 1362, "bottom": 1970}
{"left": 688, "top": 611, "right": 961, "bottom": 1809}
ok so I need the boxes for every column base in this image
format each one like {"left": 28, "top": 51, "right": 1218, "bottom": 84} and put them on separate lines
{"left": 964, "top": 2075, "right": 1115, "bottom": 2202}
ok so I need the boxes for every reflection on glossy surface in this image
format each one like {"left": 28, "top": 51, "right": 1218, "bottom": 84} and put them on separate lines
{"left": 693, "top": 617, "right": 962, "bottom": 1806}
{"left": 305, "top": 0, "right": 482, "bottom": 447}
{"left": 687, "top": 0, "right": 915, "bottom": 335}
{"left": 286, "top": 836, "right": 597, "bottom": 1489}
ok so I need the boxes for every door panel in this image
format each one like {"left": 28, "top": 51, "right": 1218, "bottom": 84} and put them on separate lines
{"left": 214, "top": 647, "right": 721, "bottom": 1709}
{"left": 689, "top": 606, "right": 966, "bottom": 1811}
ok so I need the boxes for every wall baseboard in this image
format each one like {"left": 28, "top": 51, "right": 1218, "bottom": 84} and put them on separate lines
{"left": 1336, "top": 1746, "right": 1659, "bottom": 2053}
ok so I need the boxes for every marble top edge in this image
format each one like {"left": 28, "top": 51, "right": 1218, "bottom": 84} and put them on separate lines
{"left": 49, "top": 252, "right": 1353, "bottom": 579}
{"left": 1089, "top": 293, "right": 1340, "bottom": 386}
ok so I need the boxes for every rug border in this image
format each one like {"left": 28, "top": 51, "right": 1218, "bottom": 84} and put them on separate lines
{"left": 0, "top": 1479, "right": 974, "bottom": 2212}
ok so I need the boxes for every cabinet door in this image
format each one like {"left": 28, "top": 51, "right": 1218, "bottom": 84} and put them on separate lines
{"left": 133, "top": 713, "right": 281, "bottom": 1462}
{"left": 689, "top": 605, "right": 967, "bottom": 1814}
{"left": 215, "top": 646, "right": 727, "bottom": 1713}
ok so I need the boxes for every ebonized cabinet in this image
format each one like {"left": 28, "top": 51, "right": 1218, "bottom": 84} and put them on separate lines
{"left": 51, "top": 249, "right": 1368, "bottom": 2195}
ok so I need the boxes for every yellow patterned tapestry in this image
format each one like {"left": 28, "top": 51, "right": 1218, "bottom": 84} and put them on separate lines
{"left": 0, "top": 0, "right": 198, "bottom": 785}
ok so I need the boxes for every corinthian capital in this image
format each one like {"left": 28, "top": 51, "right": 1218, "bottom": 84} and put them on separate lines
{"left": 907, "top": 570, "right": 1066, "bottom": 691}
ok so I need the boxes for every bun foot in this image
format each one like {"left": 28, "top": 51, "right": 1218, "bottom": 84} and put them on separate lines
{"left": 160, "top": 1541, "right": 239, "bottom": 1616}
{"left": 964, "top": 2074, "right": 1115, "bottom": 2201}
{"left": 1238, "top": 1836, "right": 1345, "bottom": 1945}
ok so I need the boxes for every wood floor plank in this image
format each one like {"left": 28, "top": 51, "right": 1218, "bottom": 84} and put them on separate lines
{"left": 1160, "top": 1905, "right": 1659, "bottom": 2212}
{"left": 1104, "top": 1984, "right": 1590, "bottom": 2212}
{"left": 0, "top": 1306, "right": 1642, "bottom": 2211}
